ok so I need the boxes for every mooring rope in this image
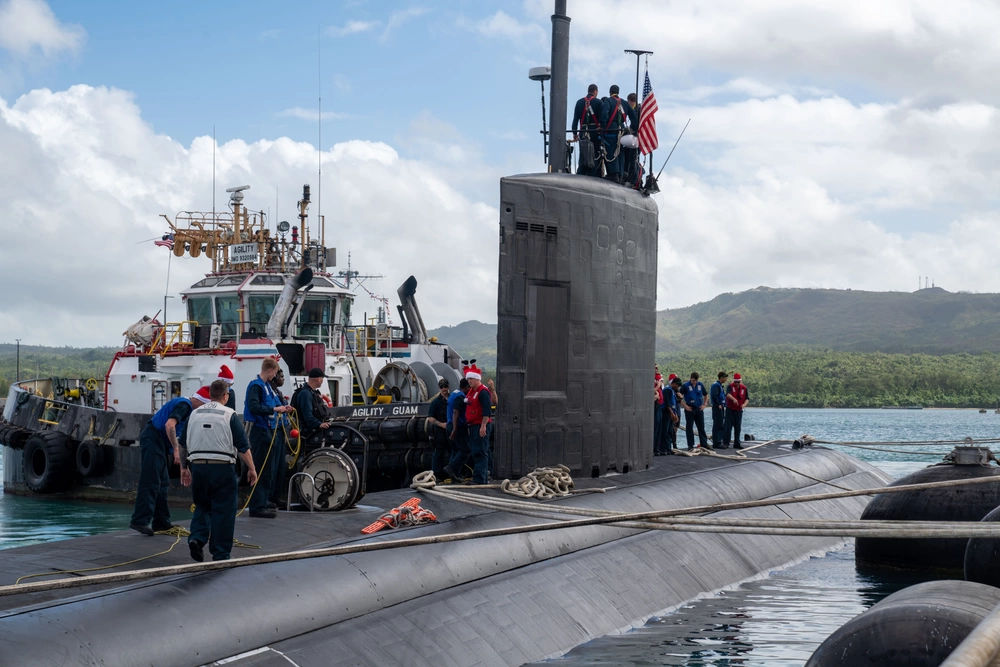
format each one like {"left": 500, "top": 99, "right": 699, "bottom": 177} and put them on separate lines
{"left": 940, "top": 600, "right": 1000, "bottom": 667}
{"left": 421, "top": 487, "right": 1000, "bottom": 537}
{"left": 5, "top": 472, "right": 1000, "bottom": 598}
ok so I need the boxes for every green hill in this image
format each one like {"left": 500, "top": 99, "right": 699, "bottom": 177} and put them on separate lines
{"left": 656, "top": 286, "right": 1000, "bottom": 353}
{"left": 431, "top": 287, "right": 1000, "bottom": 357}
{"left": 427, "top": 320, "right": 497, "bottom": 369}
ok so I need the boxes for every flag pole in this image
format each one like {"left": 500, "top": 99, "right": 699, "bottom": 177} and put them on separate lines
{"left": 642, "top": 57, "right": 658, "bottom": 192}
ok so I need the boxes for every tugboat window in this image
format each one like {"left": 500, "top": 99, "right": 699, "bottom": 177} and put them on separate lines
{"left": 215, "top": 295, "right": 240, "bottom": 340}
{"left": 187, "top": 297, "right": 212, "bottom": 327}
{"left": 247, "top": 295, "right": 277, "bottom": 333}
{"left": 298, "top": 297, "right": 333, "bottom": 340}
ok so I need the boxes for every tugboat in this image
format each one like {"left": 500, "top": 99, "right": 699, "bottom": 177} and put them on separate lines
{"left": 1, "top": 184, "right": 464, "bottom": 508}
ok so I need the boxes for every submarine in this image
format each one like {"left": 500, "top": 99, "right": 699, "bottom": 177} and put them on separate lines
{"left": 0, "top": 2, "right": 893, "bottom": 665}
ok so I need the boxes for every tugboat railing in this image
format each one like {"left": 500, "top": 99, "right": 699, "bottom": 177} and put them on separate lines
{"left": 149, "top": 320, "right": 199, "bottom": 357}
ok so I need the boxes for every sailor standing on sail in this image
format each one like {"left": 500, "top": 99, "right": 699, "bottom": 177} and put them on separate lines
{"left": 179, "top": 380, "right": 257, "bottom": 562}
{"left": 243, "top": 357, "right": 293, "bottom": 518}
{"left": 129, "top": 392, "right": 206, "bottom": 535}
{"left": 623, "top": 93, "right": 642, "bottom": 187}
{"left": 600, "top": 85, "right": 631, "bottom": 183}
{"left": 571, "top": 84, "right": 604, "bottom": 177}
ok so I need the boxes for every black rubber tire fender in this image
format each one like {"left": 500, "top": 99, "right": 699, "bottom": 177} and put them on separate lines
{"left": 22, "top": 432, "right": 75, "bottom": 493}
{"left": 75, "top": 440, "right": 105, "bottom": 478}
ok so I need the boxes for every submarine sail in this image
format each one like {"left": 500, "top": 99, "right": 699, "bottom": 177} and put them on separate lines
{"left": 494, "top": 1, "right": 660, "bottom": 480}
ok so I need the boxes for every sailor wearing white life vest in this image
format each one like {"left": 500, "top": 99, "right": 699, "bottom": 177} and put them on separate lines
{"left": 180, "top": 380, "right": 257, "bottom": 561}
{"left": 463, "top": 364, "right": 492, "bottom": 484}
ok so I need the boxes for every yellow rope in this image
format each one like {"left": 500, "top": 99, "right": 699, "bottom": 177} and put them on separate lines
{"left": 15, "top": 533, "right": 184, "bottom": 585}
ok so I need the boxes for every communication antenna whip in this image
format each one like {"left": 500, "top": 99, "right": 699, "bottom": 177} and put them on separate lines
{"left": 655, "top": 118, "right": 691, "bottom": 180}
{"left": 318, "top": 27, "right": 322, "bottom": 241}
{"left": 212, "top": 125, "right": 216, "bottom": 221}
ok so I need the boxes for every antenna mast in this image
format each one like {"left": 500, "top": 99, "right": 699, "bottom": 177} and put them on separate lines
{"left": 547, "top": 0, "right": 570, "bottom": 172}
{"left": 212, "top": 125, "right": 216, "bottom": 221}
{"left": 318, "top": 27, "right": 322, "bottom": 246}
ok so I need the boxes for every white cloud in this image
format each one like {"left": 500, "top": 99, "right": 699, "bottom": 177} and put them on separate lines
{"left": 651, "top": 166, "right": 1000, "bottom": 307}
{"left": 475, "top": 10, "right": 546, "bottom": 44}
{"left": 0, "top": 85, "right": 498, "bottom": 346}
{"left": 276, "top": 107, "right": 349, "bottom": 121}
{"left": 325, "top": 20, "right": 379, "bottom": 38}
{"left": 381, "top": 7, "right": 429, "bottom": 42}
{"left": 0, "top": 0, "right": 84, "bottom": 57}
{"left": 524, "top": 0, "right": 1000, "bottom": 103}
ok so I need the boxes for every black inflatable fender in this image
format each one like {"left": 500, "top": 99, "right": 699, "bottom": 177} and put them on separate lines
{"left": 807, "top": 580, "right": 1000, "bottom": 666}
{"left": 75, "top": 440, "right": 105, "bottom": 478}
{"left": 965, "top": 505, "right": 1000, "bottom": 586}
{"left": 21, "top": 432, "right": 75, "bottom": 493}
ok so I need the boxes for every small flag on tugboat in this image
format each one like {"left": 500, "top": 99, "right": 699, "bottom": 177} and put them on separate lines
{"left": 154, "top": 233, "right": 174, "bottom": 249}
{"left": 638, "top": 70, "right": 658, "bottom": 155}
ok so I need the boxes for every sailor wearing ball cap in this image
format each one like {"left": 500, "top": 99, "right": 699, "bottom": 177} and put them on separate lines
{"left": 726, "top": 373, "right": 750, "bottom": 449}
{"left": 129, "top": 391, "right": 207, "bottom": 536}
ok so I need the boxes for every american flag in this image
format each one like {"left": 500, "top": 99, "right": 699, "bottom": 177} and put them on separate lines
{"left": 153, "top": 233, "right": 174, "bottom": 249}
{"left": 638, "top": 70, "right": 659, "bottom": 155}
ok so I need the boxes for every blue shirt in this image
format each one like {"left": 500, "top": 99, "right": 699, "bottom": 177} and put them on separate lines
{"left": 711, "top": 381, "right": 726, "bottom": 407}
{"left": 447, "top": 390, "right": 466, "bottom": 425}
{"left": 682, "top": 381, "right": 707, "bottom": 409}
{"left": 666, "top": 387, "right": 679, "bottom": 414}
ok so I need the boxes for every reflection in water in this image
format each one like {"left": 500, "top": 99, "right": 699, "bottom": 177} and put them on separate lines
{"left": 534, "top": 456, "right": 939, "bottom": 666}
{"left": 533, "top": 547, "right": 940, "bottom": 666}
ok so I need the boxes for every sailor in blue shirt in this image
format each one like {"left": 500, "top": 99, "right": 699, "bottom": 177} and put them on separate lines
{"left": 663, "top": 376, "right": 681, "bottom": 454}
{"left": 444, "top": 378, "right": 470, "bottom": 482}
{"left": 243, "top": 357, "right": 293, "bottom": 518}
{"left": 681, "top": 372, "right": 710, "bottom": 449}
{"left": 711, "top": 372, "right": 730, "bottom": 449}
{"left": 129, "top": 392, "right": 206, "bottom": 535}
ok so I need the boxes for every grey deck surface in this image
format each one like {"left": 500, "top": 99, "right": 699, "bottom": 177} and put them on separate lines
{"left": 0, "top": 442, "right": 834, "bottom": 612}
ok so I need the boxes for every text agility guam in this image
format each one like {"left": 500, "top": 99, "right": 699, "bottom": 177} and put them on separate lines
{"left": 349, "top": 405, "right": 421, "bottom": 418}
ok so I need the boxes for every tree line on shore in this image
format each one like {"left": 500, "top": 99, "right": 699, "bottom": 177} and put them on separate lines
{"left": 656, "top": 348, "right": 1000, "bottom": 408}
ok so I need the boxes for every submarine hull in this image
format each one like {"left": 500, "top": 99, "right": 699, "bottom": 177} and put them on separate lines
{"left": 0, "top": 446, "right": 889, "bottom": 667}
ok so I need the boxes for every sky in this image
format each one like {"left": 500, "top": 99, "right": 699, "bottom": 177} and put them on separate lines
{"left": 3, "top": 0, "right": 1000, "bottom": 346}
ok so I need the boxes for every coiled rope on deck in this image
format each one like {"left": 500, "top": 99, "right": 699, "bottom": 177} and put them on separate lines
{"left": 412, "top": 465, "right": 593, "bottom": 499}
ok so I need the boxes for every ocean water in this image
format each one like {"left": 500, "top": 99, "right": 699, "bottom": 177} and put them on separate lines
{"left": 1, "top": 408, "right": 996, "bottom": 664}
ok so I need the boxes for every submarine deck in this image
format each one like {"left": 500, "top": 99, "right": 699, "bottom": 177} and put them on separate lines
{"left": 0, "top": 442, "right": 860, "bottom": 612}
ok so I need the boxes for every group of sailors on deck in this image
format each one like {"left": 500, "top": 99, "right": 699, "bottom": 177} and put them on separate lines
{"left": 572, "top": 83, "right": 644, "bottom": 188}
{"left": 654, "top": 369, "right": 750, "bottom": 455}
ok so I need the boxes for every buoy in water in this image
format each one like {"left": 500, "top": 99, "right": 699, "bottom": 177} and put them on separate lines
{"left": 965, "top": 505, "right": 1000, "bottom": 587}
{"left": 806, "top": 580, "right": 1000, "bottom": 666}
{"left": 856, "top": 454, "right": 1000, "bottom": 572}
